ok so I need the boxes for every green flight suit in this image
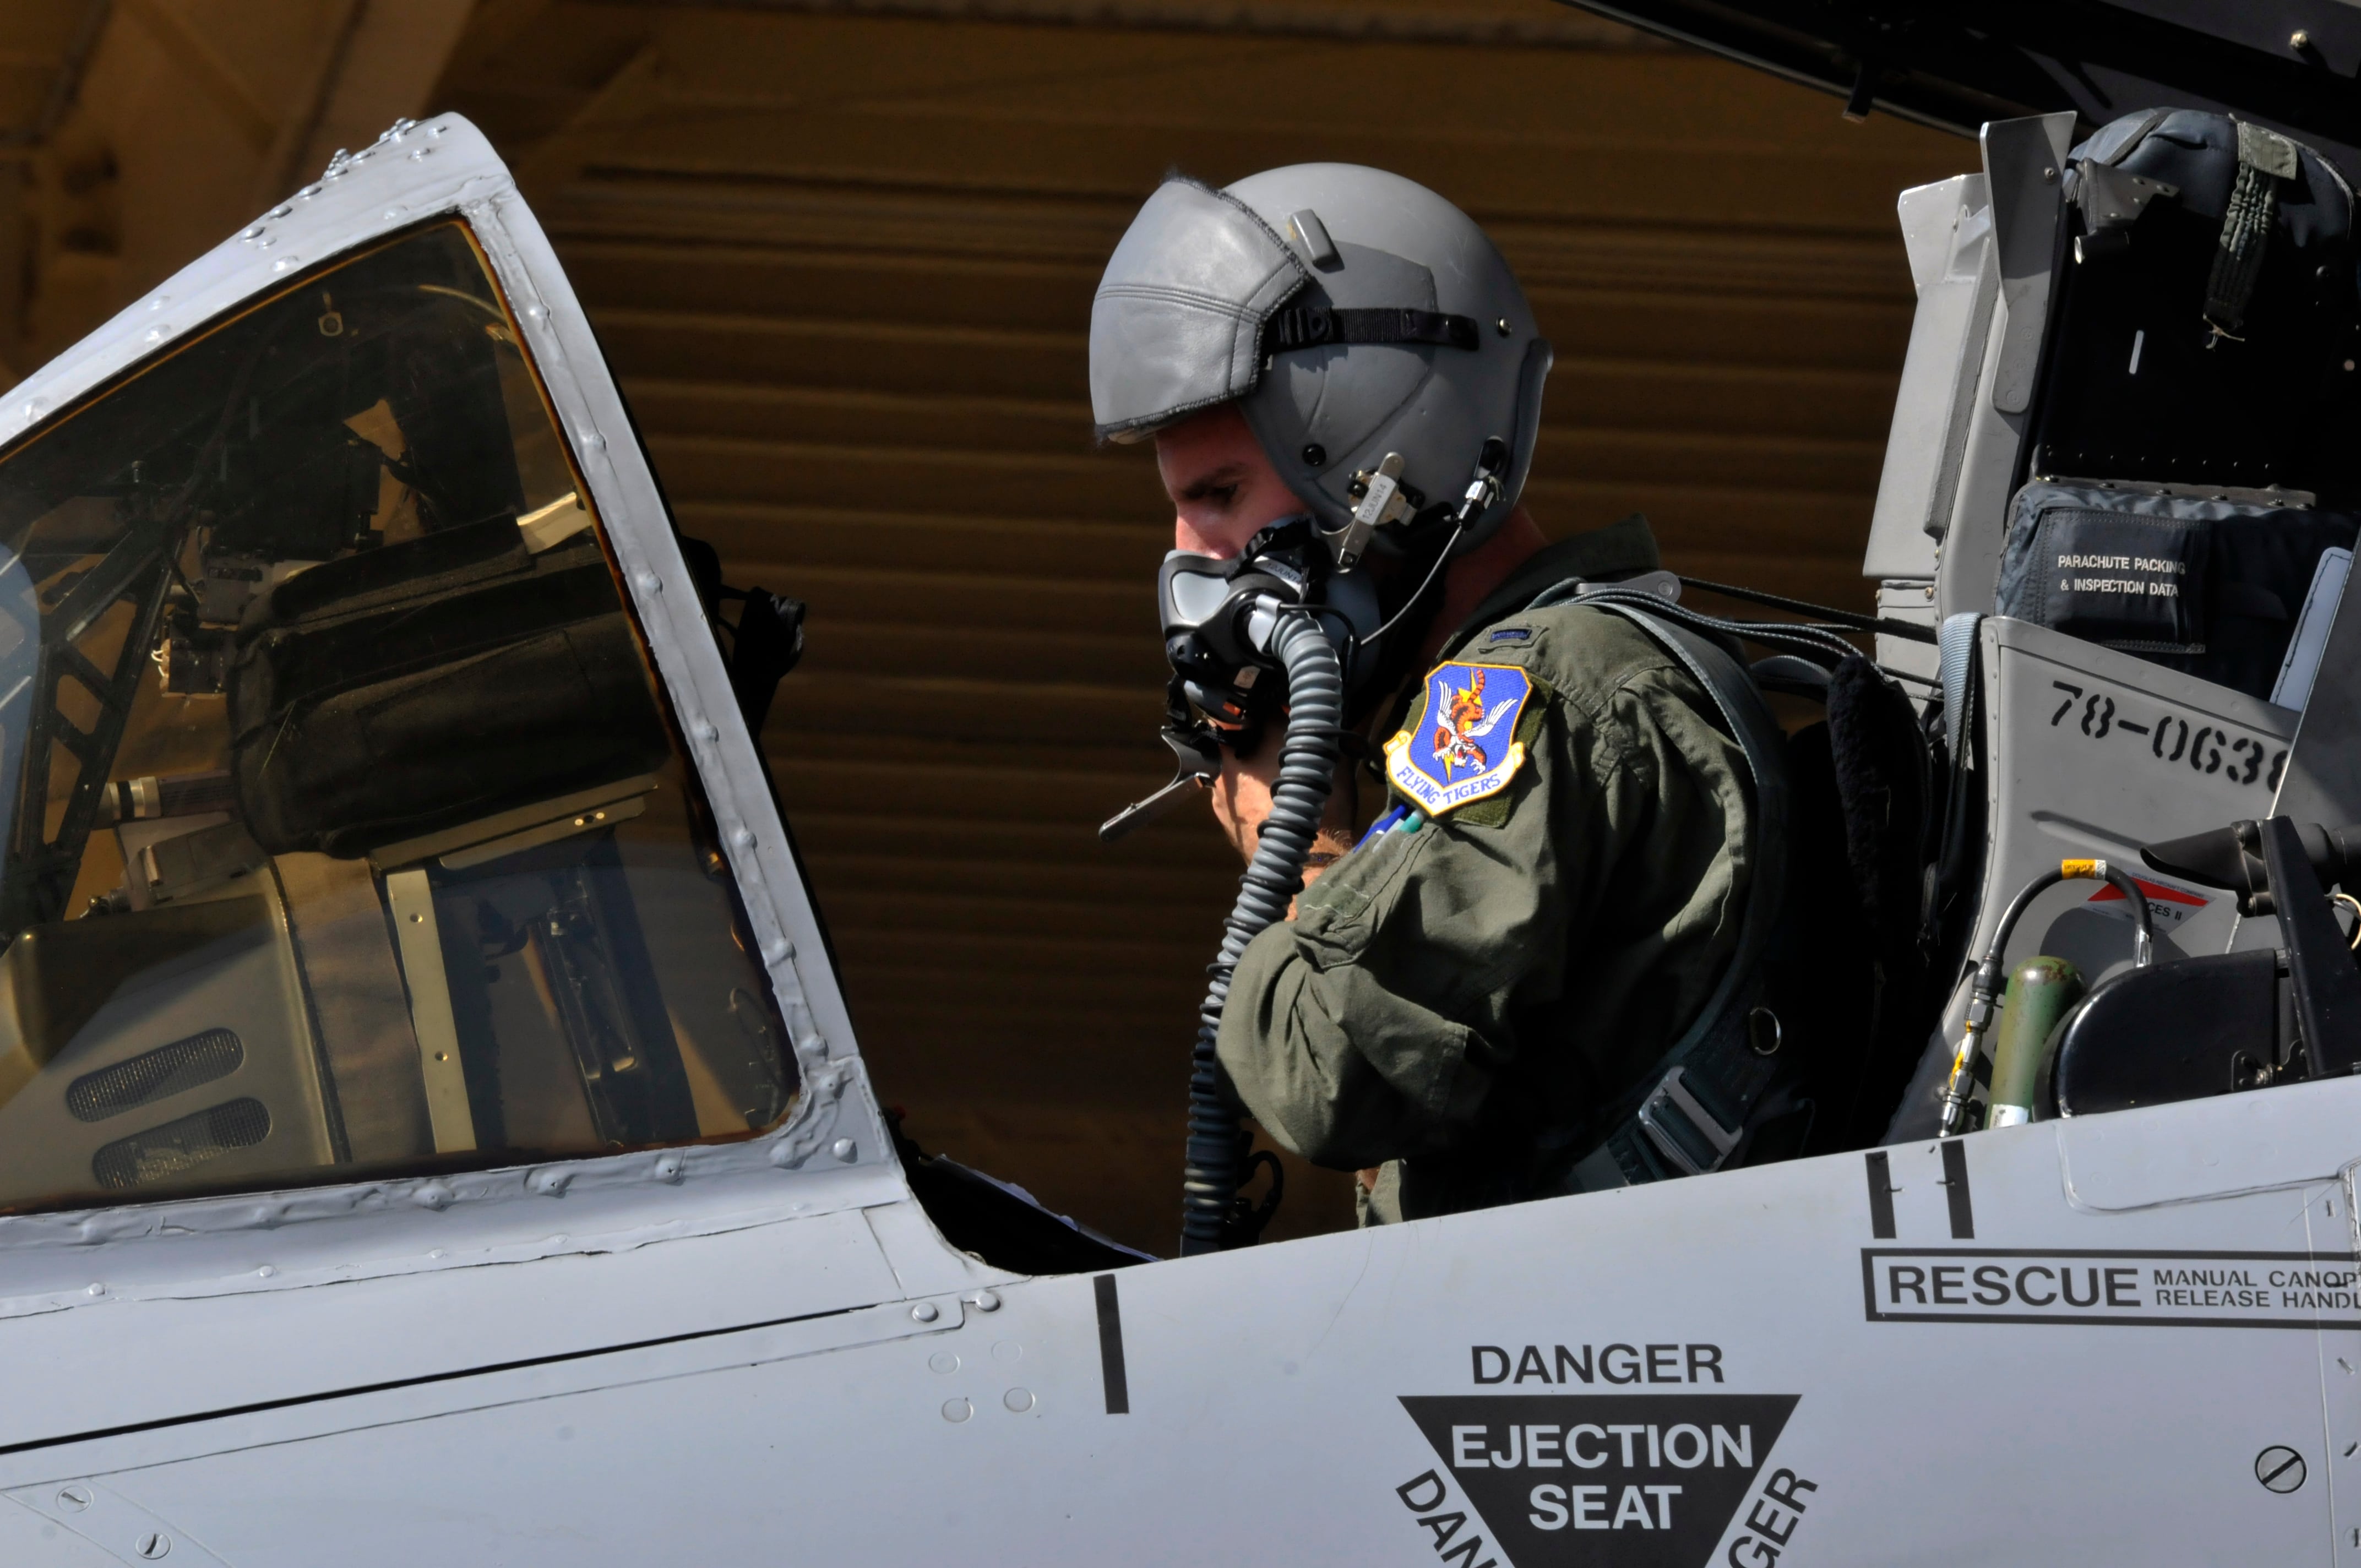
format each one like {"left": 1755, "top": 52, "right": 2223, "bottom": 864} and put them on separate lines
{"left": 1216, "top": 515, "right": 1755, "bottom": 1224}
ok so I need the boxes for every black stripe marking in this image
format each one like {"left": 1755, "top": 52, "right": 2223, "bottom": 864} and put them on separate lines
{"left": 1940, "top": 1139, "right": 1975, "bottom": 1239}
{"left": 1864, "top": 1151, "right": 1896, "bottom": 1239}
{"left": 1094, "top": 1272, "right": 1129, "bottom": 1415}
{"left": 0, "top": 1299, "right": 865, "bottom": 1460}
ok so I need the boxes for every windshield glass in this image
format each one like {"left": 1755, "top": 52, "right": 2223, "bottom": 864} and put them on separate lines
{"left": 0, "top": 221, "right": 796, "bottom": 1211}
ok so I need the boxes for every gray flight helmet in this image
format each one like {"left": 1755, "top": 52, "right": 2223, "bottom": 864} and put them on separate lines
{"left": 1090, "top": 164, "right": 1552, "bottom": 556}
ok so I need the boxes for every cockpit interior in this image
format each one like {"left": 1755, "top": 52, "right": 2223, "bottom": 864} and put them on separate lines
{"left": 0, "top": 220, "right": 798, "bottom": 1212}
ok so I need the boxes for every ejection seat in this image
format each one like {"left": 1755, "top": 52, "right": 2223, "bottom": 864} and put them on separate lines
{"left": 1858, "top": 108, "right": 2361, "bottom": 1136}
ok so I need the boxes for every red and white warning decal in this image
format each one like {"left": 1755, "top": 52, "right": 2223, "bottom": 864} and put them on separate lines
{"left": 2083, "top": 874, "right": 2208, "bottom": 929}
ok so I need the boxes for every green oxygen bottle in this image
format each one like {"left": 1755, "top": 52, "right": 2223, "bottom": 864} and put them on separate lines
{"left": 1984, "top": 956, "right": 2084, "bottom": 1128}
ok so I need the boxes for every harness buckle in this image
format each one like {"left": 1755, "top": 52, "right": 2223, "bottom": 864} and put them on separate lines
{"left": 1635, "top": 1066, "right": 1742, "bottom": 1177}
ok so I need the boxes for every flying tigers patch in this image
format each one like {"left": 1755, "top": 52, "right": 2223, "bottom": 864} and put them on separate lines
{"left": 1384, "top": 661, "right": 1532, "bottom": 817}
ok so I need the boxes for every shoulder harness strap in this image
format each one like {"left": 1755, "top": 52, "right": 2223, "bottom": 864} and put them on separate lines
{"left": 1520, "top": 584, "right": 1796, "bottom": 1193}
{"left": 2207, "top": 121, "right": 2303, "bottom": 340}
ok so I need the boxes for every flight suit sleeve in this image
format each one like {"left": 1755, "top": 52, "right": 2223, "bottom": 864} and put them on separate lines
{"left": 1216, "top": 660, "right": 1744, "bottom": 1171}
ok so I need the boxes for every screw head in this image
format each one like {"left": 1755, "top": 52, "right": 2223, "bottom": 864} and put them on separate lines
{"left": 831, "top": 1137, "right": 857, "bottom": 1161}
{"left": 2292, "top": 29, "right": 2311, "bottom": 50}
{"left": 1495, "top": 317, "right": 1511, "bottom": 336}
{"left": 940, "top": 1397, "right": 972, "bottom": 1423}
{"left": 911, "top": 1301, "right": 939, "bottom": 1322}
{"left": 56, "top": 1485, "right": 90, "bottom": 1511}
{"left": 2257, "top": 1445, "right": 2306, "bottom": 1492}
{"left": 1300, "top": 443, "right": 1326, "bottom": 467}
{"left": 966, "top": 1288, "right": 1002, "bottom": 1312}
{"left": 137, "top": 1533, "right": 171, "bottom": 1559}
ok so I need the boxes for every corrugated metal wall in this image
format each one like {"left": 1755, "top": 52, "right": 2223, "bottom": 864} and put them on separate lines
{"left": 433, "top": 0, "right": 1965, "bottom": 1251}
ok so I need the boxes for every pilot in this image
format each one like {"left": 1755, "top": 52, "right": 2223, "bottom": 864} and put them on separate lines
{"left": 1090, "top": 164, "right": 1761, "bottom": 1224}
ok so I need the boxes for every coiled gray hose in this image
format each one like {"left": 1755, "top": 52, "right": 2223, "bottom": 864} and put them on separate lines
{"left": 1180, "top": 610, "right": 1343, "bottom": 1255}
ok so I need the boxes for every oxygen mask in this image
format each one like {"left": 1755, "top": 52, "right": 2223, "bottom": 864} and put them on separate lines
{"left": 1157, "top": 516, "right": 1378, "bottom": 748}
{"left": 1094, "top": 518, "right": 1376, "bottom": 843}
{"left": 1102, "top": 440, "right": 1510, "bottom": 844}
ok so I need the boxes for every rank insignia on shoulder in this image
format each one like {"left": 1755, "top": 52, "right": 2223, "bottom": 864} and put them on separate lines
{"left": 1384, "top": 661, "right": 1532, "bottom": 817}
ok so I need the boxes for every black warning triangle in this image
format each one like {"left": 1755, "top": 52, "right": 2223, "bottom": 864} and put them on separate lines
{"left": 1399, "top": 1393, "right": 1799, "bottom": 1567}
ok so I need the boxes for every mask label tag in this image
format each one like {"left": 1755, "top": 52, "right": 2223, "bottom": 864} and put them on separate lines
{"left": 1385, "top": 661, "right": 1532, "bottom": 816}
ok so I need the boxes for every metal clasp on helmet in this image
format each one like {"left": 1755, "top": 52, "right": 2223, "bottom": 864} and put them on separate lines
{"left": 1331, "top": 452, "right": 1416, "bottom": 569}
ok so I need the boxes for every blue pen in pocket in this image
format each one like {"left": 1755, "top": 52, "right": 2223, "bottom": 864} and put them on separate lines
{"left": 1351, "top": 803, "right": 1410, "bottom": 853}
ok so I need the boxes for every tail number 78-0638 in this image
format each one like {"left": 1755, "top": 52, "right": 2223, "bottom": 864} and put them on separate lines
{"left": 2049, "top": 682, "right": 2286, "bottom": 792}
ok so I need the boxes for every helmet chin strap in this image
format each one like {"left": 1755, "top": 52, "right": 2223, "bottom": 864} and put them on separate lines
{"left": 1342, "top": 522, "right": 1460, "bottom": 728}
{"left": 1363, "top": 522, "right": 1464, "bottom": 647}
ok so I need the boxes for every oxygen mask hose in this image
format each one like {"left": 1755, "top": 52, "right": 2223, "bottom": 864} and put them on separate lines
{"left": 1180, "top": 609, "right": 1343, "bottom": 1255}
{"left": 1937, "top": 858, "right": 2154, "bottom": 1136}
